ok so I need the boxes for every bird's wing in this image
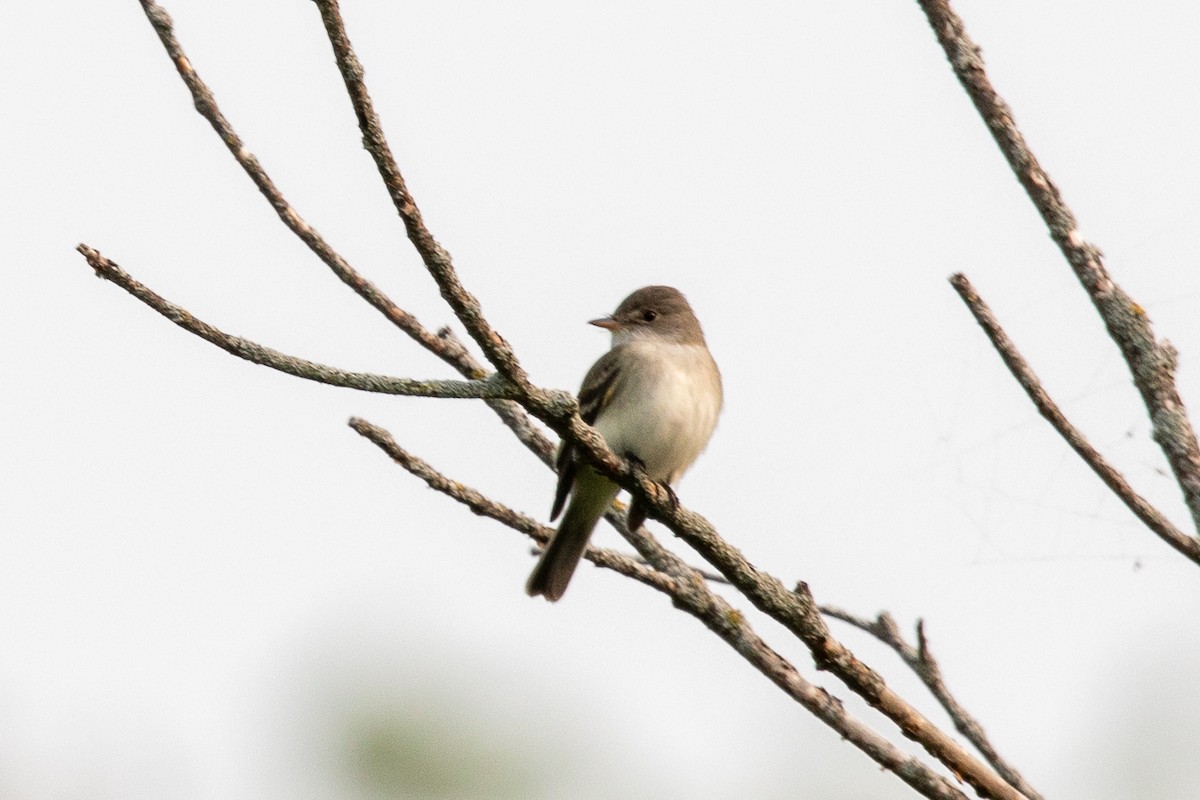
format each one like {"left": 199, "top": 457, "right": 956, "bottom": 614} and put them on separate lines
{"left": 550, "top": 347, "right": 625, "bottom": 520}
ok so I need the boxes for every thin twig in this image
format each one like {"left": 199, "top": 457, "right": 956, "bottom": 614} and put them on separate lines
{"left": 135, "top": 0, "right": 471, "bottom": 372}
{"left": 134, "top": 0, "right": 554, "bottom": 464}
{"left": 438, "top": 326, "right": 556, "bottom": 468}
{"left": 638, "top": 555, "right": 730, "bottom": 586}
{"left": 78, "top": 245, "right": 517, "bottom": 401}
{"left": 823, "top": 606, "right": 1044, "bottom": 800}
{"left": 348, "top": 417, "right": 670, "bottom": 590}
{"left": 312, "top": 0, "right": 530, "bottom": 389}
{"left": 917, "top": 0, "right": 1200, "bottom": 535}
{"left": 951, "top": 274, "right": 1200, "bottom": 565}
{"left": 349, "top": 417, "right": 972, "bottom": 800}
{"left": 131, "top": 0, "right": 558, "bottom": 499}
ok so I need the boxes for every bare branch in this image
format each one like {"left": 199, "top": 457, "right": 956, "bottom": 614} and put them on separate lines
{"left": 638, "top": 555, "right": 731, "bottom": 586}
{"left": 135, "top": 0, "right": 473, "bottom": 373}
{"left": 349, "top": 417, "right": 974, "bottom": 800}
{"left": 824, "top": 607, "right": 1044, "bottom": 800}
{"left": 917, "top": 0, "right": 1200, "bottom": 534}
{"left": 77, "top": 245, "right": 516, "bottom": 401}
{"left": 312, "top": 0, "right": 530, "bottom": 389}
{"left": 529, "top": 406, "right": 1027, "bottom": 798}
{"left": 347, "top": 416, "right": 671, "bottom": 589}
{"left": 438, "top": 326, "right": 556, "bottom": 468}
{"left": 951, "top": 274, "right": 1200, "bottom": 565}
{"left": 704, "top": 577, "right": 1039, "bottom": 800}
{"left": 525, "top": 405, "right": 1028, "bottom": 797}
{"left": 133, "top": 0, "right": 554, "bottom": 462}
{"left": 782, "top": 583, "right": 1022, "bottom": 800}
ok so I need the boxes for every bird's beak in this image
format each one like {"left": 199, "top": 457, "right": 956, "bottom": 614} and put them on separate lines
{"left": 589, "top": 315, "right": 620, "bottom": 331}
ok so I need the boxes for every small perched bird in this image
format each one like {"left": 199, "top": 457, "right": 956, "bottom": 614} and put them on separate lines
{"left": 526, "top": 285, "right": 723, "bottom": 601}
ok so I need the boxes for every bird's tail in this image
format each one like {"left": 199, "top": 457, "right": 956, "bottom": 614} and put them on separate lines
{"left": 526, "top": 476, "right": 618, "bottom": 601}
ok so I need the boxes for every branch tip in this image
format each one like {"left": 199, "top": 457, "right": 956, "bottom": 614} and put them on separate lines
{"left": 952, "top": 265, "right": 1200, "bottom": 566}
{"left": 921, "top": 0, "right": 1200, "bottom": 537}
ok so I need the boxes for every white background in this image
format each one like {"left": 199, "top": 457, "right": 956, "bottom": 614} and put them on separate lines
{"left": 5, "top": 2, "right": 1200, "bottom": 798}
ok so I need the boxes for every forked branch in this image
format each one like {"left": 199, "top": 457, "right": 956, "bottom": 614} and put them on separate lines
{"left": 350, "top": 417, "right": 975, "bottom": 800}
{"left": 825, "top": 607, "right": 1044, "bottom": 800}
{"left": 135, "top": 0, "right": 553, "bottom": 464}
{"left": 78, "top": 245, "right": 518, "bottom": 401}
{"left": 918, "top": 0, "right": 1200, "bottom": 540}
{"left": 313, "top": 0, "right": 530, "bottom": 389}
{"left": 950, "top": 274, "right": 1200, "bottom": 565}
{"left": 71, "top": 1, "right": 1078, "bottom": 798}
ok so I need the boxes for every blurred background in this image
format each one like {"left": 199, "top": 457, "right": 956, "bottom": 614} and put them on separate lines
{"left": 5, "top": 1, "right": 1200, "bottom": 797}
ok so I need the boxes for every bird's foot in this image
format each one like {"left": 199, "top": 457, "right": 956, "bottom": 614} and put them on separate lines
{"left": 622, "top": 453, "right": 679, "bottom": 529}
{"left": 660, "top": 482, "right": 679, "bottom": 510}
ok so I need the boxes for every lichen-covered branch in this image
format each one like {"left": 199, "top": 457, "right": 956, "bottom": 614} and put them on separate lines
{"left": 133, "top": 0, "right": 553, "bottom": 465}
{"left": 824, "top": 606, "right": 1044, "bottom": 800}
{"left": 313, "top": 0, "right": 530, "bottom": 389}
{"left": 349, "top": 417, "right": 974, "bottom": 800}
{"left": 917, "top": 0, "right": 1200, "bottom": 535}
{"left": 135, "top": 0, "right": 471, "bottom": 371}
{"left": 348, "top": 416, "right": 671, "bottom": 589}
{"left": 507, "top": 388, "right": 1025, "bottom": 797}
{"left": 951, "top": 273, "right": 1200, "bottom": 565}
{"left": 78, "top": 245, "right": 516, "bottom": 401}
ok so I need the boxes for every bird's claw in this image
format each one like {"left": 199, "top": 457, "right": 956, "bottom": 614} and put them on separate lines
{"left": 623, "top": 452, "right": 680, "bottom": 528}
{"left": 660, "top": 482, "right": 679, "bottom": 509}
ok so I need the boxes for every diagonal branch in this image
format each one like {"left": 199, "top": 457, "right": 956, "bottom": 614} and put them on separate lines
{"left": 348, "top": 416, "right": 671, "bottom": 592}
{"left": 951, "top": 273, "right": 1200, "bottom": 564}
{"left": 312, "top": 0, "right": 530, "bottom": 390}
{"left": 533, "top": 400, "right": 1026, "bottom": 799}
{"left": 134, "top": 0, "right": 553, "bottom": 465}
{"left": 917, "top": 0, "right": 1200, "bottom": 535}
{"left": 135, "top": 0, "right": 471, "bottom": 372}
{"left": 312, "top": 0, "right": 814, "bottom": 659}
{"left": 824, "top": 607, "right": 1044, "bottom": 800}
{"left": 78, "top": 245, "right": 516, "bottom": 401}
{"left": 437, "top": 326, "right": 555, "bottom": 467}
{"left": 349, "top": 417, "right": 974, "bottom": 800}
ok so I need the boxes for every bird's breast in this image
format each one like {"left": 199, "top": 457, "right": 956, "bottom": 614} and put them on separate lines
{"left": 594, "top": 341, "right": 722, "bottom": 483}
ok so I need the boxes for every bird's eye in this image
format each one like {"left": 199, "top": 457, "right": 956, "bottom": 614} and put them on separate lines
{"left": 642, "top": 309, "right": 658, "bottom": 322}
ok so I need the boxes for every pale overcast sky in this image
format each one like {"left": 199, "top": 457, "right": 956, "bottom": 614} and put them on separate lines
{"left": 6, "top": 2, "right": 1200, "bottom": 798}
